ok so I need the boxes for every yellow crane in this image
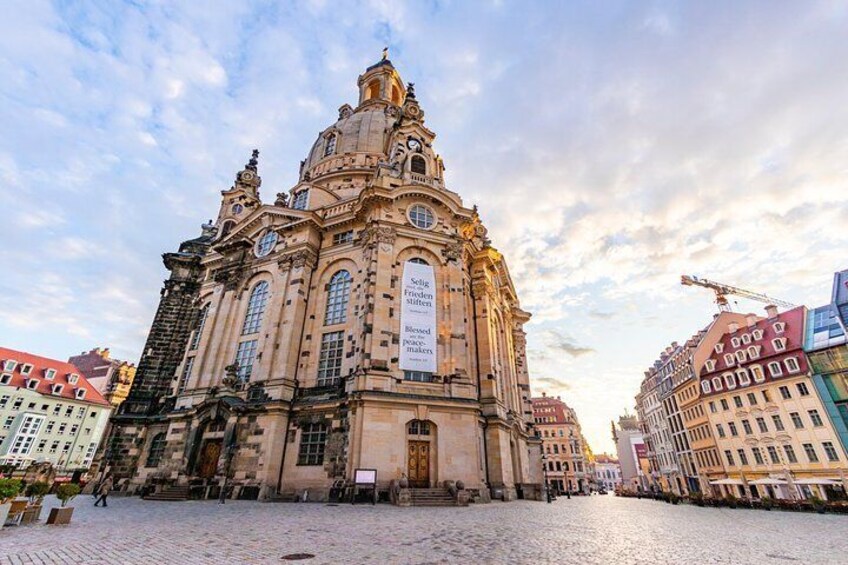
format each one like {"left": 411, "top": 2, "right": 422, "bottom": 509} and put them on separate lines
{"left": 680, "top": 275, "right": 797, "bottom": 313}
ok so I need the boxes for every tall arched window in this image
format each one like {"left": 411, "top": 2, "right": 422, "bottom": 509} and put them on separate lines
{"left": 366, "top": 80, "right": 380, "bottom": 100}
{"left": 242, "top": 281, "right": 270, "bottom": 335}
{"left": 411, "top": 155, "right": 426, "bottom": 175}
{"left": 190, "top": 303, "right": 210, "bottom": 350}
{"left": 323, "top": 134, "right": 337, "bottom": 157}
{"left": 145, "top": 433, "right": 166, "bottom": 468}
{"left": 220, "top": 220, "right": 235, "bottom": 238}
{"left": 324, "top": 270, "right": 352, "bottom": 325}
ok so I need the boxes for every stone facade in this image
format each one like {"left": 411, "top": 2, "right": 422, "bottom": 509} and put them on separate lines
{"left": 532, "top": 393, "right": 589, "bottom": 494}
{"left": 68, "top": 348, "right": 137, "bottom": 407}
{"left": 104, "top": 57, "right": 541, "bottom": 502}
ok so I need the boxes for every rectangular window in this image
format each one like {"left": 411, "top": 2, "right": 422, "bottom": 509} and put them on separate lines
{"left": 761, "top": 390, "right": 771, "bottom": 403}
{"left": 49, "top": 441, "right": 59, "bottom": 453}
{"left": 808, "top": 409, "right": 823, "bottom": 427}
{"left": 65, "top": 406, "right": 73, "bottom": 416}
{"left": 747, "top": 392, "right": 757, "bottom": 406}
{"left": 234, "top": 339, "right": 258, "bottom": 382}
{"left": 709, "top": 401, "right": 716, "bottom": 413}
{"left": 790, "top": 412, "right": 804, "bottom": 429}
{"left": 785, "top": 357, "right": 800, "bottom": 373}
{"left": 404, "top": 370, "right": 433, "bottom": 383}
{"left": 768, "top": 362, "right": 783, "bottom": 377}
{"left": 771, "top": 414, "right": 785, "bottom": 432}
{"left": 12, "top": 398, "right": 23, "bottom": 410}
{"left": 725, "top": 450, "right": 735, "bottom": 466}
{"left": 796, "top": 382, "right": 810, "bottom": 396}
{"left": 783, "top": 445, "right": 798, "bottom": 463}
{"left": 179, "top": 356, "right": 195, "bottom": 394}
{"left": 716, "top": 424, "right": 725, "bottom": 438}
{"left": 823, "top": 442, "right": 840, "bottom": 462}
{"left": 297, "top": 422, "right": 327, "bottom": 465}
{"left": 767, "top": 446, "right": 780, "bottom": 464}
{"left": 733, "top": 396, "right": 743, "bottom": 408}
{"left": 0, "top": 395, "right": 8, "bottom": 408}
{"left": 728, "top": 422, "right": 738, "bottom": 436}
{"left": 737, "top": 449, "right": 749, "bottom": 466}
{"left": 803, "top": 443, "right": 819, "bottom": 463}
{"left": 742, "top": 419, "right": 753, "bottom": 435}
{"left": 756, "top": 417, "right": 768, "bottom": 433}
{"left": 332, "top": 230, "right": 354, "bottom": 245}
{"left": 77, "top": 407, "right": 85, "bottom": 419}
{"left": 58, "top": 423, "right": 66, "bottom": 435}
{"left": 779, "top": 386, "right": 791, "bottom": 400}
{"left": 317, "top": 331, "right": 344, "bottom": 386}
{"left": 720, "top": 399, "right": 729, "bottom": 411}
{"left": 752, "top": 447, "right": 765, "bottom": 465}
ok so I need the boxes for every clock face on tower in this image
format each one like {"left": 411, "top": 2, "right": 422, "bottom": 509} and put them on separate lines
{"left": 407, "top": 138, "right": 421, "bottom": 152}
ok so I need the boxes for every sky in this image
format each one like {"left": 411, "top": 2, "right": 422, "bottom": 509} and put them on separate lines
{"left": 1, "top": 1, "right": 847, "bottom": 455}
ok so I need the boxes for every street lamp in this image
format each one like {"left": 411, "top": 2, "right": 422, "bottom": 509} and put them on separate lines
{"left": 541, "top": 453, "right": 552, "bottom": 503}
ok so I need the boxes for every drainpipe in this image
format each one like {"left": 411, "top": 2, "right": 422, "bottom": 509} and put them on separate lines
{"left": 276, "top": 236, "right": 323, "bottom": 496}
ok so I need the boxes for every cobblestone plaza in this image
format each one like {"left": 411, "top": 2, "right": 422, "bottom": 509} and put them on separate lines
{"left": 1, "top": 495, "right": 845, "bottom": 564}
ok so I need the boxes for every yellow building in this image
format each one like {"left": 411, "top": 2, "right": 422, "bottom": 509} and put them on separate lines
{"left": 106, "top": 56, "right": 542, "bottom": 502}
{"left": 68, "top": 348, "right": 137, "bottom": 407}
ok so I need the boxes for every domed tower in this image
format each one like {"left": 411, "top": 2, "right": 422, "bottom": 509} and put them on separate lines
{"left": 111, "top": 54, "right": 541, "bottom": 506}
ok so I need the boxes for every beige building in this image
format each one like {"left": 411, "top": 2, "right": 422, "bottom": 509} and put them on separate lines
{"left": 0, "top": 347, "right": 112, "bottom": 473}
{"left": 69, "top": 347, "right": 137, "bottom": 407}
{"left": 107, "top": 56, "right": 542, "bottom": 502}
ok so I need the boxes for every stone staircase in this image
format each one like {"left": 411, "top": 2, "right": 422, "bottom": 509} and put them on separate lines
{"left": 143, "top": 485, "right": 190, "bottom": 501}
{"left": 409, "top": 488, "right": 456, "bottom": 507}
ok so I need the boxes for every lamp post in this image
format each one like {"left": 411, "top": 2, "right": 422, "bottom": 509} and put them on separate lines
{"left": 541, "top": 453, "right": 552, "bottom": 503}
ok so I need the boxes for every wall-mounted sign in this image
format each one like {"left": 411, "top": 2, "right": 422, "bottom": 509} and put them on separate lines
{"left": 399, "top": 262, "right": 437, "bottom": 373}
{"left": 354, "top": 468, "right": 377, "bottom": 485}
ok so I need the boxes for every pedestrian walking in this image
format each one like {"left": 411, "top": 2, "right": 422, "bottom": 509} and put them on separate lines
{"left": 94, "top": 475, "right": 113, "bottom": 507}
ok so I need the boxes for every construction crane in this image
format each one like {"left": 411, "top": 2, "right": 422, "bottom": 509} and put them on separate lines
{"left": 680, "top": 275, "right": 797, "bottom": 313}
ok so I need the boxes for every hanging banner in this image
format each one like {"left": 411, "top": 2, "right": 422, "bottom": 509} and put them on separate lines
{"left": 399, "top": 262, "right": 437, "bottom": 373}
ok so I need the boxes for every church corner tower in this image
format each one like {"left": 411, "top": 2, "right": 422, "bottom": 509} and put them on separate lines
{"left": 106, "top": 55, "right": 542, "bottom": 504}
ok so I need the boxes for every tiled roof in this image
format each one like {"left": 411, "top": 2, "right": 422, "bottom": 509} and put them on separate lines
{"left": 0, "top": 346, "right": 111, "bottom": 407}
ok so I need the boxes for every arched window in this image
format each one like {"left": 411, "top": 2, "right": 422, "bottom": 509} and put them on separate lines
{"left": 324, "top": 270, "right": 352, "bottom": 325}
{"left": 220, "top": 220, "right": 235, "bottom": 238}
{"left": 366, "top": 80, "right": 381, "bottom": 100}
{"left": 411, "top": 155, "right": 426, "bottom": 175}
{"left": 292, "top": 190, "right": 309, "bottom": 210}
{"left": 391, "top": 84, "right": 402, "bottom": 105}
{"left": 190, "top": 303, "right": 210, "bottom": 350}
{"left": 242, "top": 281, "right": 270, "bottom": 335}
{"left": 145, "top": 433, "right": 166, "bottom": 468}
{"left": 323, "top": 134, "right": 337, "bottom": 157}
{"left": 407, "top": 420, "right": 431, "bottom": 436}
{"left": 408, "top": 257, "right": 428, "bottom": 265}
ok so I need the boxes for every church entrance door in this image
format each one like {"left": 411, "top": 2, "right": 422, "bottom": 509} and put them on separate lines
{"left": 198, "top": 439, "right": 222, "bottom": 479}
{"left": 408, "top": 441, "right": 430, "bottom": 487}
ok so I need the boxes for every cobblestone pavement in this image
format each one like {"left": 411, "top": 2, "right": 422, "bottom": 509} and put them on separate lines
{"left": 1, "top": 494, "right": 846, "bottom": 564}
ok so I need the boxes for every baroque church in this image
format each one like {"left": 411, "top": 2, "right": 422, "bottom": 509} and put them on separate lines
{"left": 105, "top": 56, "right": 543, "bottom": 502}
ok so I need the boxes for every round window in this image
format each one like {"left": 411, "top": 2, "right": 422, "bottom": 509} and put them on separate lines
{"left": 408, "top": 205, "right": 435, "bottom": 230}
{"left": 232, "top": 203, "right": 244, "bottom": 215}
{"left": 255, "top": 231, "right": 278, "bottom": 257}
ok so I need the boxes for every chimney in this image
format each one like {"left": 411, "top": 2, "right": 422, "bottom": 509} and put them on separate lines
{"left": 746, "top": 314, "right": 758, "bottom": 328}
{"left": 541, "top": 391, "right": 547, "bottom": 397}
{"left": 728, "top": 321, "right": 739, "bottom": 334}
{"left": 765, "top": 304, "right": 778, "bottom": 319}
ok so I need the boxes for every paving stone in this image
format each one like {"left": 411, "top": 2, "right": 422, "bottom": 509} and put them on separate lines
{"left": 0, "top": 495, "right": 845, "bottom": 564}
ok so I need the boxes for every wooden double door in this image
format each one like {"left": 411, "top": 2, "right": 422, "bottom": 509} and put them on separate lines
{"left": 407, "top": 441, "right": 431, "bottom": 488}
{"left": 198, "top": 439, "right": 222, "bottom": 479}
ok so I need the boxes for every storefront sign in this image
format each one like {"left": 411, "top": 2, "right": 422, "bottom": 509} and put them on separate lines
{"left": 399, "top": 262, "right": 437, "bottom": 373}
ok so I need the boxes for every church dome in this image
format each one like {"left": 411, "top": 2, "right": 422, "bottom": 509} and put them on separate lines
{"left": 300, "top": 55, "right": 407, "bottom": 183}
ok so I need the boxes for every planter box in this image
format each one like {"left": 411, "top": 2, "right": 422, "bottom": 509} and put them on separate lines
{"left": 0, "top": 502, "right": 10, "bottom": 528}
{"left": 47, "top": 507, "right": 74, "bottom": 525}
{"left": 20, "top": 505, "right": 43, "bottom": 524}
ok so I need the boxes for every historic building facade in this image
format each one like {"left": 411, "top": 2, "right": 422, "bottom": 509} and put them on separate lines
{"left": 532, "top": 393, "right": 588, "bottom": 494}
{"left": 69, "top": 347, "right": 137, "bottom": 407}
{"left": 105, "top": 57, "right": 541, "bottom": 502}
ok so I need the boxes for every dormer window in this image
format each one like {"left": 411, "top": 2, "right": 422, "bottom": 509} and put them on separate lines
{"left": 731, "top": 337, "right": 740, "bottom": 348}
{"left": 0, "top": 374, "right": 11, "bottom": 385}
{"left": 714, "top": 344, "right": 724, "bottom": 354}
{"left": 26, "top": 378, "right": 39, "bottom": 390}
{"left": 737, "top": 368, "right": 751, "bottom": 386}
{"left": 75, "top": 389, "right": 86, "bottom": 400}
{"left": 750, "top": 365, "right": 765, "bottom": 383}
{"left": 20, "top": 363, "right": 33, "bottom": 376}
{"left": 704, "top": 359, "right": 716, "bottom": 372}
{"left": 291, "top": 190, "right": 309, "bottom": 210}
{"left": 51, "top": 384, "right": 64, "bottom": 395}
{"left": 701, "top": 380, "right": 711, "bottom": 394}
{"left": 323, "top": 133, "right": 337, "bottom": 157}
{"left": 773, "top": 322, "right": 785, "bottom": 334}
{"left": 741, "top": 334, "right": 751, "bottom": 345}
{"left": 67, "top": 373, "right": 79, "bottom": 386}
{"left": 752, "top": 329, "right": 764, "bottom": 340}
{"left": 784, "top": 357, "right": 800, "bottom": 373}
{"left": 712, "top": 377, "right": 723, "bottom": 391}
{"left": 724, "top": 372, "right": 737, "bottom": 389}
{"left": 44, "top": 368, "right": 56, "bottom": 381}
{"left": 747, "top": 346, "right": 760, "bottom": 359}
{"left": 3, "top": 360, "right": 17, "bottom": 372}
{"left": 723, "top": 354, "right": 735, "bottom": 367}
{"left": 772, "top": 338, "right": 787, "bottom": 352}
{"left": 768, "top": 362, "right": 783, "bottom": 378}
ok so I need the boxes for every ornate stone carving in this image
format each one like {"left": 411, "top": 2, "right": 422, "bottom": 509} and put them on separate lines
{"left": 357, "top": 225, "right": 397, "bottom": 248}
{"left": 443, "top": 241, "right": 465, "bottom": 262}
{"left": 274, "top": 192, "right": 289, "bottom": 207}
{"left": 278, "top": 248, "right": 318, "bottom": 272}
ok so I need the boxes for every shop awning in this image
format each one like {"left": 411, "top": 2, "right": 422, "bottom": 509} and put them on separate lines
{"left": 793, "top": 478, "right": 841, "bottom": 485}
{"left": 710, "top": 478, "right": 745, "bottom": 485}
{"left": 749, "top": 478, "right": 787, "bottom": 485}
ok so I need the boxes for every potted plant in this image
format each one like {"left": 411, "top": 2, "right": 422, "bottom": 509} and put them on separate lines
{"left": 47, "top": 483, "right": 81, "bottom": 525}
{"left": 809, "top": 495, "right": 826, "bottom": 514}
{"left": 21, "top": 482, "right": 51, "bottom": 524}
{"left": 759, "top": 496, "right": 774, "bottom": 511}
{"left": 725, "top": 493, "right": 738, "bottom": 509}
{"left": 0, "top": 478, "right": 23, "bottom": 527}
{"left": 689, "top": 492, "right": 705, "bottom": 507}
{"left": 668, "top": 492, "right": 680, "bottom": 505}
